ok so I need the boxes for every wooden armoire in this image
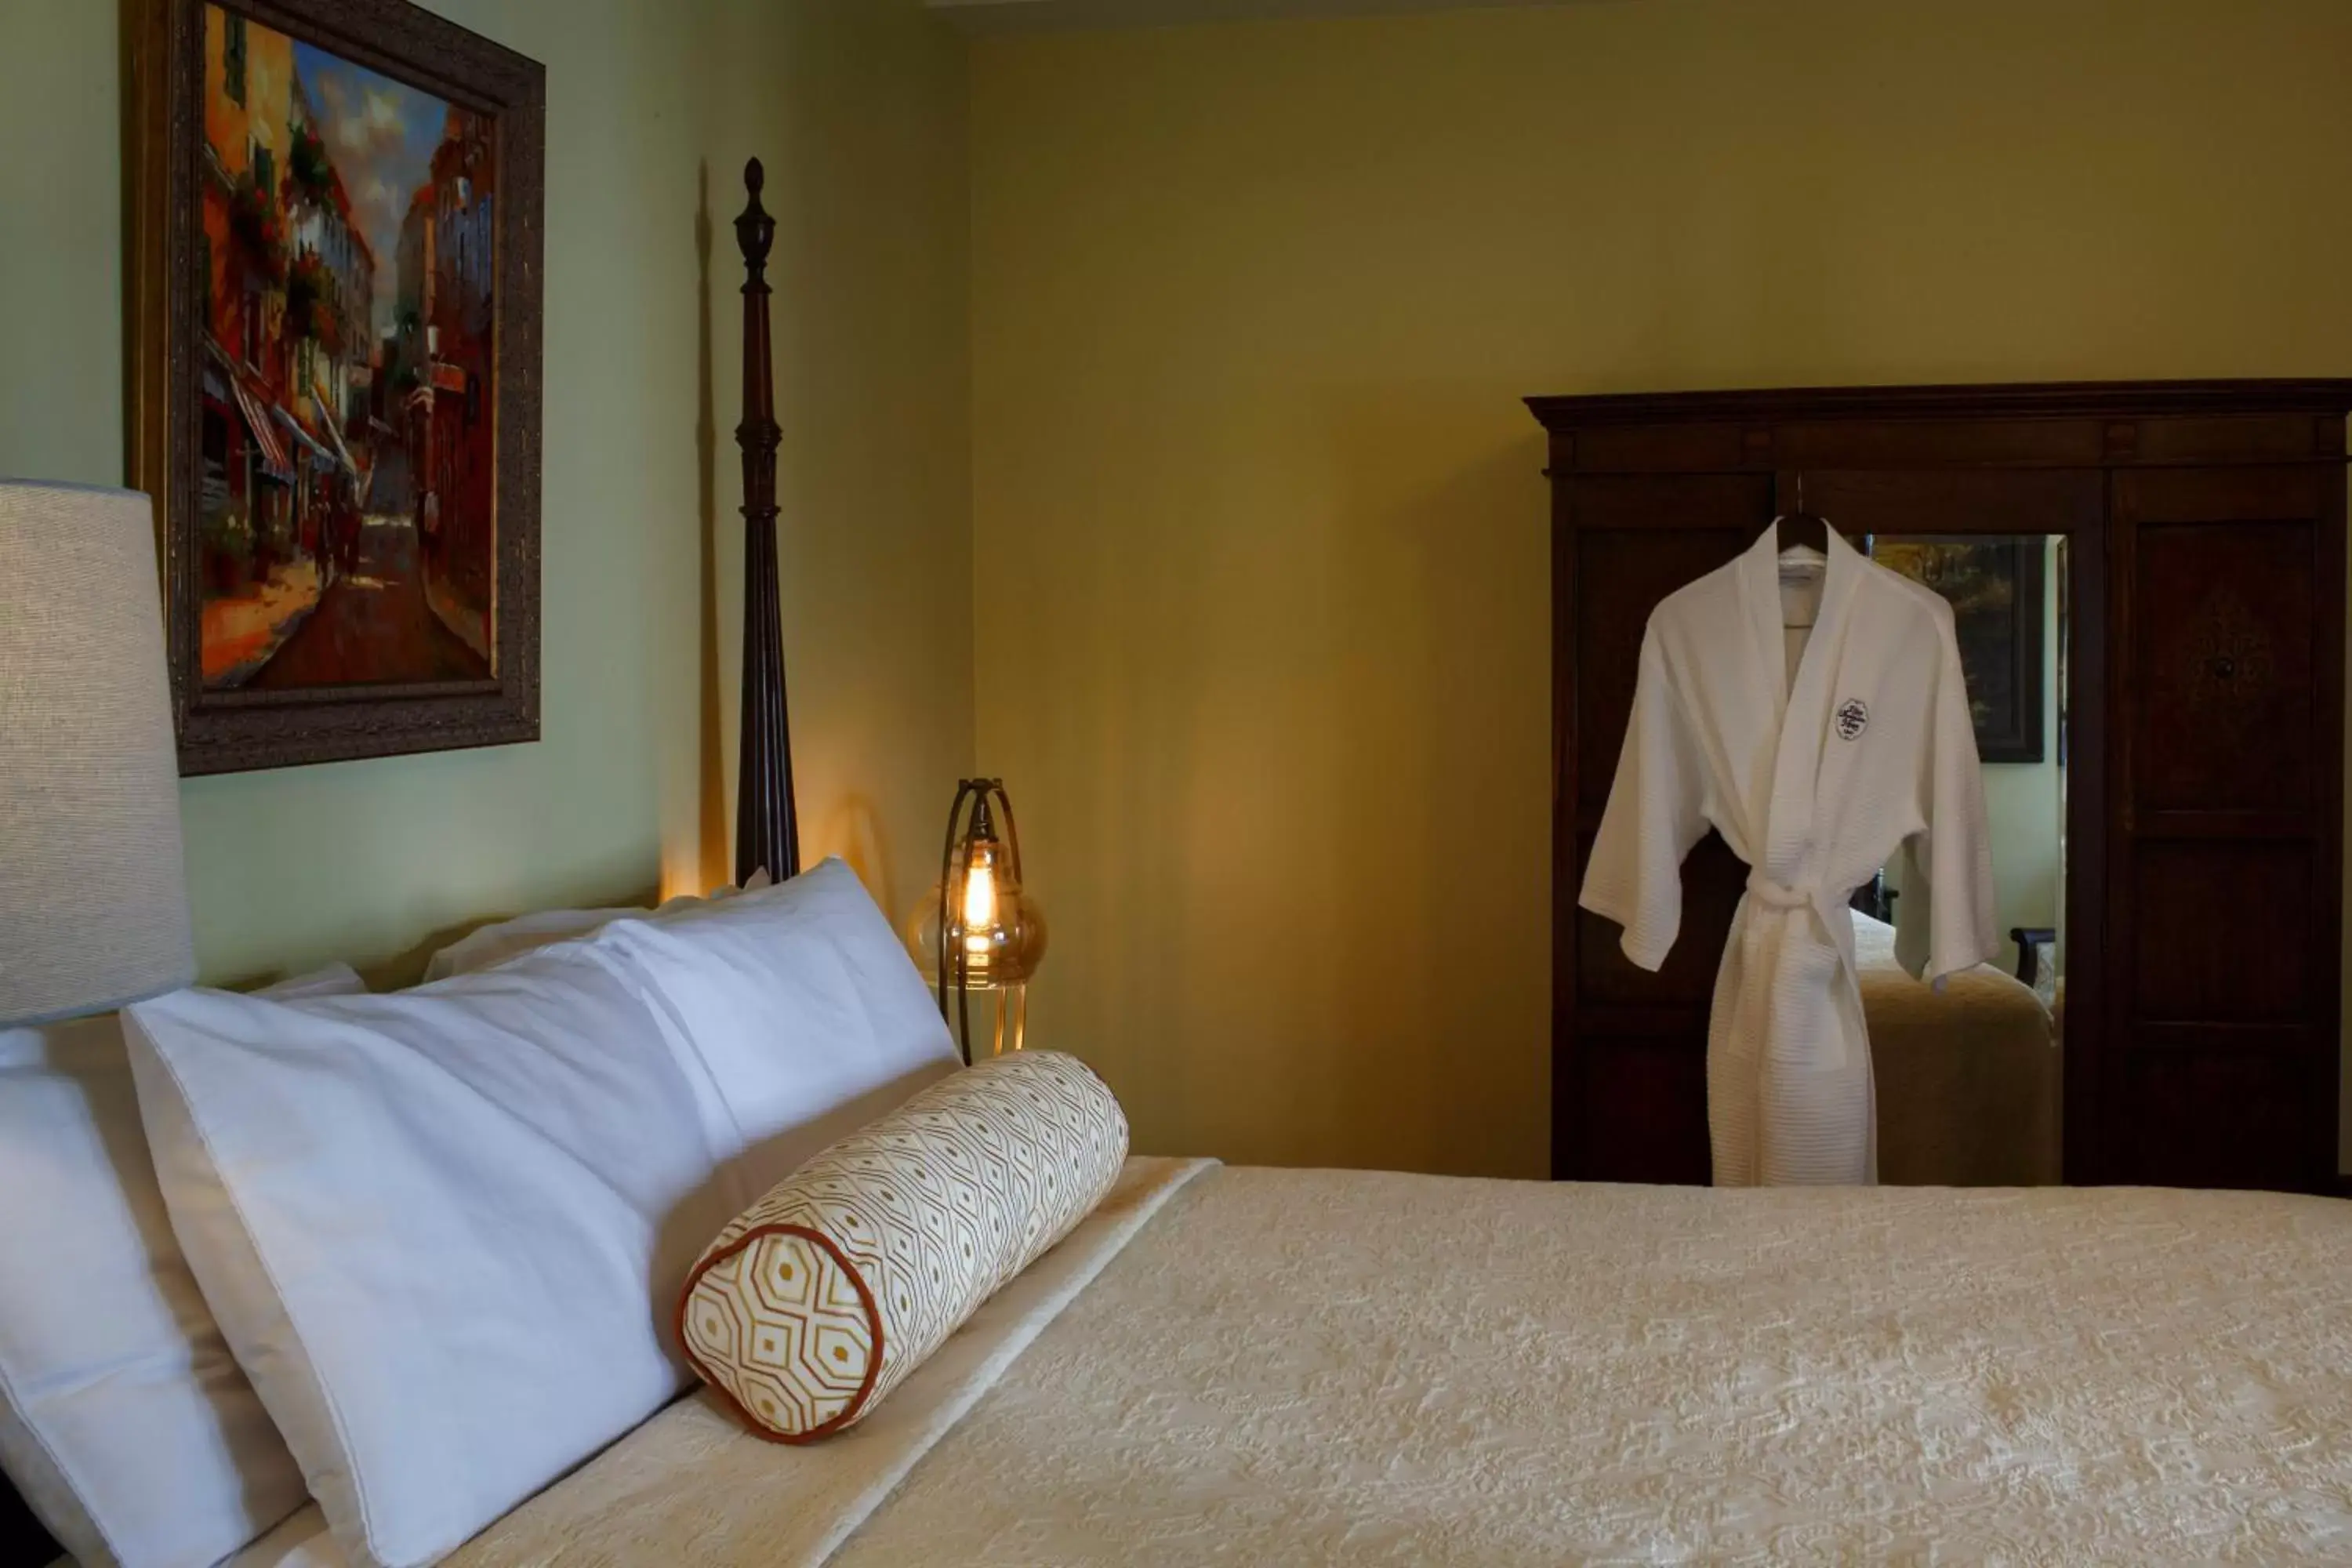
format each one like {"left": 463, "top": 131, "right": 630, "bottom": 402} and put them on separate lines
{"left": 1530, "top": 381, "right": 2352, "bottom": 1193}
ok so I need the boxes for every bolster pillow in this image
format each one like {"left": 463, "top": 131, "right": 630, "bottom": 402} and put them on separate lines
{"left": 677, "top": 1051, "right": 1128, "bottom": 1441}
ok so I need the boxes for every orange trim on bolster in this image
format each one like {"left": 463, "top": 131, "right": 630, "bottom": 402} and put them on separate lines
{"left": 674, "top": 1221, "right": 887, "bottom": 1445}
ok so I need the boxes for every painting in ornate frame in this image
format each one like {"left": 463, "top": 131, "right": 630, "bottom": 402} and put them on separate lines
{"left": 128, "top": 0, "right": 543, "bottom": 774}
{"left": 1870, "top": 535, "right": 2048, "bottom": 764}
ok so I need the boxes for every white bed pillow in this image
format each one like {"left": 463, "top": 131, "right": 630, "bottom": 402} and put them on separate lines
{"left": 0, "top": 965, "right": 360, "bottom": 1568}
{"left": 416, "top": 905, "right": 642, "bottom": 982}
{"left": 417, "top": 872, "right": 769, "bottom": 982}
{"left": 590, "top": 857, "right": 960, "bottom": 1208}
{"left": 123, "top": 943, "right": 733, "bottom": 1568}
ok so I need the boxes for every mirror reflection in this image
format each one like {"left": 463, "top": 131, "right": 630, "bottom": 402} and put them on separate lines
{"left": 1856, "top": 533, "right": 2067, "bottom": 1185}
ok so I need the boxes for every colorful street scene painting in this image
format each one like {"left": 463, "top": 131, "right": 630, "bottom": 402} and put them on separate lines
{"left": 198, "top": 3, "right": 496, "bottom": 688}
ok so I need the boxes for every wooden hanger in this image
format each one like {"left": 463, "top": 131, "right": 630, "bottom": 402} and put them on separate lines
{"left": 1774, "top": 472, "right": 1829, "bottom": 556}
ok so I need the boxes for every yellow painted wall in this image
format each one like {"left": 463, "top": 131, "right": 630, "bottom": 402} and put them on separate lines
{"left": 969, "top": 0, "right": 2352, "bottom": 1178}
{"left": 0, "top": 0, "right": 969, "bottom": 986}
{"left": 690, "top": 1, "right": 974, "bottom": 936}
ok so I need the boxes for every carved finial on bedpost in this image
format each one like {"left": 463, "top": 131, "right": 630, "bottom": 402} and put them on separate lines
{"left": 735, "top": 158, "right": 775, "bottom": 292}
{"left": 733, "top": 156, "right": 800, "bottom": 886}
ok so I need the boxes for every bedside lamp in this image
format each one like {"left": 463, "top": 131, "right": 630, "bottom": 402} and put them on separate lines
{"left": 906, "top": 779, "right": 1046, "bottom": 1063}
{"left": 0, "top": 481, "right": 195, "bottom": 1025}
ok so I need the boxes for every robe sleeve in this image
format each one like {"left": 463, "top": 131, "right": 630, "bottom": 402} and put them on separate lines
{"left": 1893, "top": 612, "right": 1999, "bottom": 987}
{"left": 1579, "top": 624, "right": 1708, "bottom": 972}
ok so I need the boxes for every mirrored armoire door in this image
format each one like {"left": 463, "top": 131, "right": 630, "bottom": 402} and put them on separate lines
{"left": 1535, "top": 382, "right": 2351, "bottom": 1195}
{"left": 1797, "top": 470, "right": 2092, "bottom": 1189}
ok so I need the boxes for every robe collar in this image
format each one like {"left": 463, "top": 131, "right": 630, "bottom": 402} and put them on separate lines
{"left": 1738, "top": 521, "right": 1867, "bottom": 882}
{"left": 1737, "top": 520, "right": 1864, "bottom": 720}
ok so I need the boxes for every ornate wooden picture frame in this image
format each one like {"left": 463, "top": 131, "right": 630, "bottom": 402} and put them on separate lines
{"left": 128, "top": 0, "right": 543, "bottom": 774}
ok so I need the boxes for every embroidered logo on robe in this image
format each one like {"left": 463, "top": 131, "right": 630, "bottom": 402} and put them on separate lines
{"left": 1835, "top": 699, "right": 1869, "bottom": 740}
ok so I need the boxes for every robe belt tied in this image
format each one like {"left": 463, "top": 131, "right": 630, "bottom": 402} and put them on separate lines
{"left": 1744, "top": 870, "right": 1820, "bottom": 910}
{"left": 1741, "top": 869, "right": 1853, "bottom": 1069}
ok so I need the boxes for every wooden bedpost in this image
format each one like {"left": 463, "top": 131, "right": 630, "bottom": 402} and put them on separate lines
{"left": 732, "top": 158, "right": 800, "bottom": 884}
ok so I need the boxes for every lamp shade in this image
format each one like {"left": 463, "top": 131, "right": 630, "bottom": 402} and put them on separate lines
{"left": 0, "top": 481, "right": 195, "bottom": 1025}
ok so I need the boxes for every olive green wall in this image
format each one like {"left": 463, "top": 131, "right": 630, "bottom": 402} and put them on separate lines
{"left": 0, "top": 0, "right": 971, "bottom": 985}
{"left": 967, "top": 0, "right": 2352, "bottom": 1178}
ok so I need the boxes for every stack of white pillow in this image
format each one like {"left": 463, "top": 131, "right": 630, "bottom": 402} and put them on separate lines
{"left": 0, "top": 859, "right": 959, "bottom": 1568}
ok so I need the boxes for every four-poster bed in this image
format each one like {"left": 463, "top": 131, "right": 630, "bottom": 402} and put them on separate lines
{"left": 732, "top": 158, "right": 802, "bottom": 887}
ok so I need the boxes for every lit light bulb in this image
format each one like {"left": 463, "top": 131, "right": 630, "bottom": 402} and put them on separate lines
{"left": 961, "top": 848, "right": 998, "bottom": 927}
{"left": 960, "top": 844, "right": 999, "bottom": 956}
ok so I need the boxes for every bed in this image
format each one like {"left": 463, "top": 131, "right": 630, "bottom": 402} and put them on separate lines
{"left": 194, "top": 1156, "right": 2352, "bottom": 1566}
{"left": 1856, "top": 910, "right": 2060, "bottom": 1186}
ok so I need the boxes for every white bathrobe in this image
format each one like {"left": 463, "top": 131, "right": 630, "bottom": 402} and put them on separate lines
{"left": 1580, "top": 524, "right": 1997, "bottom": 1185}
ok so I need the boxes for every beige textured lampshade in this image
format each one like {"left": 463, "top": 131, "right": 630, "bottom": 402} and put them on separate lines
{"left": 0, "top": 481, "right": 195, "bottom": 1025}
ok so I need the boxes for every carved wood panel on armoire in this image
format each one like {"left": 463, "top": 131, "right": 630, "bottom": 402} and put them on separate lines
{"left": 1530, "top": 382, "right": 2352, "bottom": 1193}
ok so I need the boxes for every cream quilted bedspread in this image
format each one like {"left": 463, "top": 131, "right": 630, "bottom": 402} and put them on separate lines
{"left": 836, "top": 1167, "right": 2352, "bottom": 1565}
{"left": 280, "top": 1161, "right": 2352, "bottom": 1566}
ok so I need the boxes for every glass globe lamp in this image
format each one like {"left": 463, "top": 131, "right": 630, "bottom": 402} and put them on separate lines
{"left": 906, "top": 779, "right": 1047, "bottom": 1062}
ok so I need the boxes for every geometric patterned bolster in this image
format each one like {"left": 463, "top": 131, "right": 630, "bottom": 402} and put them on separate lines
{"left": 677, "top": 1051, "right": 1129, "bottom": 1443}
{"left": 678, "top": 1229, "right": 880, "bottom": 1439}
